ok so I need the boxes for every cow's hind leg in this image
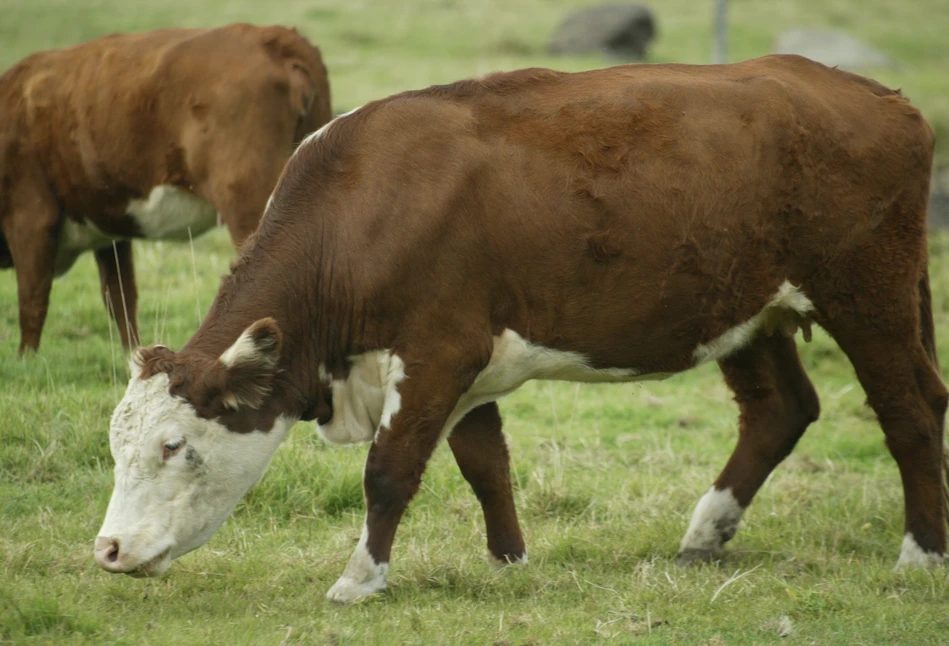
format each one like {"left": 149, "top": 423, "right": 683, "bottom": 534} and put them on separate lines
{"left": 94, "top": 241, "right": 139, "bottom": 348}
{"left": 678, "top": 333, "right": 820, "bottom": 563}
{"left": 826, "top": 322, "right": 948, "bottom": 566}
{"left": 448, "top": 402, "right": 527, "bottom": 566}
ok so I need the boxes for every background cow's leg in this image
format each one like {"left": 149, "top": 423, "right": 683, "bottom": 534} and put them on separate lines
{"left": 448, "top": 402, "right": 527, "bottom": 566}
{"left": 3, "top": 169, "right": 60, "bottom": 354}
{"left": 828, "top": 325, "right": 947, "bottom": 566}
{"left": 326, "top": 356, "right": 477, "bottom": 604}
{"left": 678, "top": 333, "right": 820, "bottom": 564}
{"left": 94, "top": 241, "right": 139, "bottom": 348}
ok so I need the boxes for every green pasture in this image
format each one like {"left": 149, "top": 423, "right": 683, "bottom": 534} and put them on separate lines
{"left": 3, "top": 1, "right": 949, "bottom": 643}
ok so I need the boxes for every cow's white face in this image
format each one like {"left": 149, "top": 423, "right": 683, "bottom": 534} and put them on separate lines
{"left": 95, "top": 319, "right": 291, "bottom": 577}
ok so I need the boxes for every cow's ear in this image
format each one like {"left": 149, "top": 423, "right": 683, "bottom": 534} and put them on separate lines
{"left": 218, "top": 319, "right": 283, "bottom": 410}
{"left": 132, "top": 344, "right": 175, "bottom": 380}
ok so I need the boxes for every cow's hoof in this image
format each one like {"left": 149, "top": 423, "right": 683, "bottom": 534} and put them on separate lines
{"left": 676, "top": 547, "right": 721, "bottom": 566}
{"left": 489, "top": 552, "right": 529, "bottom": 570}
{"left": 895, "top": 534, "right": 946, "bottom": 570}
{"left": 326, "top": 575, "right": 387, "bottom": 604}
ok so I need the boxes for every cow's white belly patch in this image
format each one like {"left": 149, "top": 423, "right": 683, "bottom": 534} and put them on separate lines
{"left": 443, "top": 330, "right": 667, "bottom": 438}
{"left": 316, "top": 333, "right": 663, "bottom": 446}
{"left": 126, "top": 185, "right": 218, "bottom": 241}
{"left": 56, "top": 218, "right": 114, "bottom": 274}
{"left": 55, "top": 185, "right": 218, "bottom": 274}
{"left": 316, "top": 281, "right": 813, "bottom": 444}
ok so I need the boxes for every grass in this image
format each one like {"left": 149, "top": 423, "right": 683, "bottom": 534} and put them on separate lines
{"left": 3, "top": 1, "right": 949, "bottom": 644}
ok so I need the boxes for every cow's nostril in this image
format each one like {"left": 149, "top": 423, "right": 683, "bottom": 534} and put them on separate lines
{"left": 95, "top": 536, "right": 122, "bottom": 569}
{"left": 106, "top": 539, "right": 119, "bottom": 563}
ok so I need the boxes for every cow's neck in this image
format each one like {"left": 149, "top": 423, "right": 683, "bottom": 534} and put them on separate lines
{"left": 180, "top": 230, "right": 339, "bottom": 430}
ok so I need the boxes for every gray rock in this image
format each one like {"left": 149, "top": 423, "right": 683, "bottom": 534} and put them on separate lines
{"left": 548, "top": 4, "right": 656, "bottom": 61}
{"left": 773, "top": 28, "right": 892, "bottom": 71}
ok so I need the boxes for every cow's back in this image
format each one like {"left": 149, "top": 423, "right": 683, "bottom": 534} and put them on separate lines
{"left": 277, "top": 55, "right": 932, "bottom": 369}
{"left": 0, "top": 24, "right": 330, "bottom": 220}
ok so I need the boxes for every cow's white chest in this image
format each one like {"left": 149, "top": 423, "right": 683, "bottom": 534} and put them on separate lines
{"left": 126, "top": 185, "right": 218, "bottom": 241}
{"left": 316, "top": 351, "right": 406, "bottom": 445}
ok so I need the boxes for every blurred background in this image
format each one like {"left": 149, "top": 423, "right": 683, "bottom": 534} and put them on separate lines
{"left": 2, "top": 0, "right": 948, "bottom": 222}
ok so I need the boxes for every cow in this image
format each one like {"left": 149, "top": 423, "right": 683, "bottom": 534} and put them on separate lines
{"left": 94, "top": 55, "right": 948, "bottom": 604}
{"left": 0, "top": 23, "right": 332, "bottom": 354}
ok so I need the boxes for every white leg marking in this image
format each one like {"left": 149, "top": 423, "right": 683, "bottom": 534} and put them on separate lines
{"left": 896, "top": 533, "right": 947, "bottom": 569}
{"left": 678, "top": 487, "right": 744, "bottom": 560}
{"left": 326, "top": 524, "right": 389, "bottom": 603}
{"left": 489, "top": 552, "right": 529, "bottom": 569}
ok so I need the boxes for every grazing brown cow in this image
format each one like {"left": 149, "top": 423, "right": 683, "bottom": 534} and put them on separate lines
{"left": 0, "top": 23, "right": 332, "bottom": 353}
{"left": 94, "top": 55, "right": 948, "bottom": 603}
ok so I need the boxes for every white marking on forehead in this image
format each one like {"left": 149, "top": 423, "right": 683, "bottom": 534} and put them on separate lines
{"left": 896, "top": 533, "right": 946, "bottom": 568}
{"left": 109, "top": 370, "right": 188, "bottom": 456}
{"left": 678, "top": 487, "right": 744, "bottom": 557}
{"left": 692, "top": 280, "right": 814, "bottom": 365}
{"left": 326, "top": 524, "right": 388, "bottom": 603}
{"left": 126, "top": 185, "right": 218, "bottom": 241}
{"left": 299, "top": 105, "right": 363, "bottom": 150}
{"left": 316, "top": 351, "right": 404, "bottom": 445}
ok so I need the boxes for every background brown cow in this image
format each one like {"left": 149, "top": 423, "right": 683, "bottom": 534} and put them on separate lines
{"left": 0, "top": 23, "right": 332, "bottom": 353}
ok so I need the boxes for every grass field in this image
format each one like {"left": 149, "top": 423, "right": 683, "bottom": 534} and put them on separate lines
{"left": 3, "top": 1, "right": 949, "bottom": 644}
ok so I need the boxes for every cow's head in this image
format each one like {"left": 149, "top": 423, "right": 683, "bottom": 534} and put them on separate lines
{"left": 95, "top": 318, "right": 293, "bottom": 577}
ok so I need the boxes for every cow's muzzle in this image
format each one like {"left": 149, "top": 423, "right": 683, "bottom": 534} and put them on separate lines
{"left": 94, "top": 536, "right": 171, "bottom": 577}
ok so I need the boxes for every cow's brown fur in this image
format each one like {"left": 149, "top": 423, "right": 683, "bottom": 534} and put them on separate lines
{"left": 139, "top": 55, "right": 948, "bottom": 573}
{"left": 0, "top": 24, "right": 331, "bottom": 353}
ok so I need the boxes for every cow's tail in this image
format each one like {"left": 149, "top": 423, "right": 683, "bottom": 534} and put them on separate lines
{"left": 920, "top": 267, "right": 949, "bottom": 533}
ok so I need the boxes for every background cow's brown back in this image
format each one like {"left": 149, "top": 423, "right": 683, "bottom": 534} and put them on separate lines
{"left": 0, "top": 23, "right": 332, "bottom": 353}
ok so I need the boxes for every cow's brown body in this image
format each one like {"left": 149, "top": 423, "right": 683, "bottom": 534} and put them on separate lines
{"left": 129, "top": 55, "right": 947, "bottom": 597}
{"left": 0, "top": 23, "right": 332, "bottom": 352}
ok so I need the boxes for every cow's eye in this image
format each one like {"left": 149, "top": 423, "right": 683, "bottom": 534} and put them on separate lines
{"left": 163, "top": 439, "right": 186, "bottom": 460}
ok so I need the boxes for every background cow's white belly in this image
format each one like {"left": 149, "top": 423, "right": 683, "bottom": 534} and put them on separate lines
{"left": 126, "top": 185, "right": 217, "bottom": 240}
{"left": 55, "top": 185, "right": 218, "bottom": 274}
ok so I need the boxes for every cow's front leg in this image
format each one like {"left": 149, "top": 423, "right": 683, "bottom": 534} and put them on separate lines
{"left": 3, "top": 163, "right": 61, "bottom": 354}
{"left": 94, "top": 241, "right": 139, "bottom": 348}
{"left": 326, "top": 356, "right": 474, "bottom": 603}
